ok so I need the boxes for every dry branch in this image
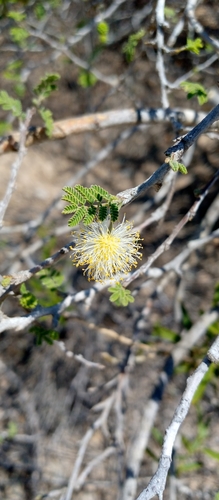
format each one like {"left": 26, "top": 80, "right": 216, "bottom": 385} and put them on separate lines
{"left": 0, "top": 107, "right": 211, "bottom": 155}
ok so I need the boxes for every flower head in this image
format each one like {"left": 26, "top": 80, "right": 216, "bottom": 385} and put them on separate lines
{"left": 71, "top": 217, "right": 142, "bottom": 282}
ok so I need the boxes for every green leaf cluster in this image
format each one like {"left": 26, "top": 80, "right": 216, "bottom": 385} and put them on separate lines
{"left": 62, "top": 184, "right": 120, "bottom": 227}
{"left": 25, "top": 268, "right": 64, "bottom": 309}
{"left": 38, "top": 268, "right": 64, "bottom": 289}
{"left": 34, "top": 2, "right": 46, "bottom": 20}
{"left": 180, "top": 81, "right": 208, "bottom": 105}
{"left": 9, "top": 26, "right": 29, "bottom": 47}
{"left": 33, "top": 73, "right": 60, "bottom": 102}
{"left": 97, "top": 21, "right": 109, "bottom": 44}
{"left": 123, "top": 29, "right": 145, "bottom": 62}
{"left": 0, "top": 90, "right": 22, "bottom": 118}
{"left": 19, "top": 283, "right": 38, "bottom": 310}
{"left": 1, "top": 275, "right": 13, "bottom": 288}
{"left": 7, "top": 10, "right": 26, "bottom": 22}
{"left": 186, "top": 37, "right": 204, "bottom": 55}
{"left": 78, "top": 70, "right": 97, "bottom": 88}
{"left": 3, "top": 60, "right": 25, "bottom": 97}
{"left": 2, "top": 60, "right": 22, "bottom": 81}
{"left": 108, "top": 283, "right": 134, "bottom": 307}
{"left": 32, "top": 73, "right": 60, "bottom": 136}
{"left": 29, "top": 324, "right": 59, "bottom": 345}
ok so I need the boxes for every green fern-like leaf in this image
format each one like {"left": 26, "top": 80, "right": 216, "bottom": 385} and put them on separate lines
{"left": 62, "top": 186, "right": 86, "bottom": 205}
{"left": 90, "top": 185, "right": 113, "bottom": 201}
{"left": 62, "top": 203, "right": 78, "bottom": 214}
{"left": 78, "top": 186, "right": 97, "bottom": 203}
{"left": 0, "top": 90, "right": 22, "bottom": 117}
{"left": 62, "top": 186, "right": 75, "bottom": 196}
{"left": 62, "top": 184, "right": 120, "bottom": 226}
{"left": 108, "top": 283, "right": 135, "bottom": 307}
{"left": 33, "top": 73, "right": 60, "bottom": 99}
{"left": 87, "top": 205, "right": 97, "bottom": 216}
{"left": 72, "top": 188, "right": 86, "bottom": 204}
{"left": 84, "top": 188, "right": 97, "bottom": 203}
{"left": 68, "top": 207, "right": 87, "bottom": 227}
{"left": 74, "top": 184, "right": 97, "bottom": 203}
{"left": 83, "top": 208, "right": 96, "bottom": 225}
{"left": 99, "top": 205, "right": 108, "bottom": 221}
{"left": 110, "top": 203, "right": 119, "bottom": 222}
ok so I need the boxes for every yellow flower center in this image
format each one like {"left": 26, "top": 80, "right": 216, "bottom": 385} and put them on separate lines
{"left": 93, "top": 233, "right": 120, "bottom": 260}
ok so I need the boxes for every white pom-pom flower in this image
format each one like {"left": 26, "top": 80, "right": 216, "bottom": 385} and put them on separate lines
{"left": 71, "top": 217, "right": 142, "bottom": 282}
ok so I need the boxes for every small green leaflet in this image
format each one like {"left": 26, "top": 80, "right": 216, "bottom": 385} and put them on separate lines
{"left": 39, "top": 107, "right": 54, "bottom": 137}
{"left": 123, "top": 29, "right": 146, "bottom": 62}
{"left": 19, "top": 283, "right": 38, "bottom": 310}
{"left": 29, "top": 324, "right": 59, "bottom": 345}
{"left": 97, "top": 21, "right": 109, "bottom": 44}
{"left": 169, "top": 160, "right": 188, "bottom": 174}
{"left": 1, "top": 275, "right": 12, "bottom": 288}
{"left": 78, "top": 71, "right": 97, "bottom": 88}
{"left": 204, "top": 448, "right": 219, "bottom": 461}
{"left": 108, "top": 283, "right": 135, "bottom": 307}
{"left": 186, "top": 37, "right": 204, "bottom": 55}
{"left": 38, "top": 268, "right": 64, "bottom": 289}
{"left": 180, "top": 81, "right": 208, "bottom": 105}
{"left": 10, "top": 27, "right": 29, "bottom": 47}
{"left": 0, "top": 90, "right": 22, "bottom": 117}
{"left": 33, "top": 73, "right": 60, "bottom": 99}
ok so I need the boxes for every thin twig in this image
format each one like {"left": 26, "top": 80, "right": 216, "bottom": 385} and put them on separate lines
{"left": 0, "top": 108, "right": 35, "bottom": 227}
